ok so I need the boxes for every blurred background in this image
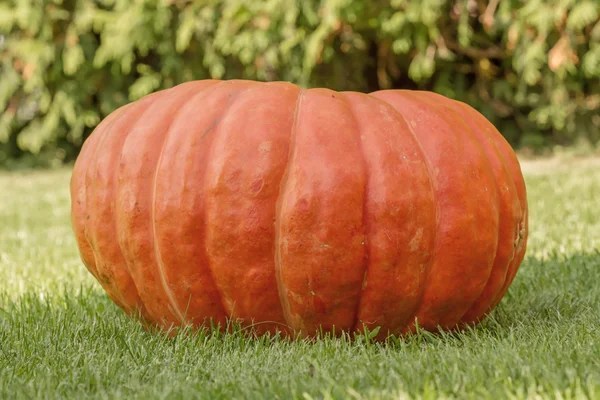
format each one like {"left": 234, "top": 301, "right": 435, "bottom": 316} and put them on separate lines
{"left": 0, "top": 0, "right": 599, "bottom": 168}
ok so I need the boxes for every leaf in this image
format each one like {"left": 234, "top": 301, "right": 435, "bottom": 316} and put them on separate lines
{"left": 392, "top": 38, "right": 412, "bottom": 54}
{"left": 582, "top": 45, "right": 600, "bottom": 78}
{"left": 176, "top": 7, "right": 196, "bottom": 53}
{"left": 408, "top": 52, "right": 435, "bottom": 82}
{"left": 0, "top": 65, "right": 20, "bottom": 111}
{"left": 63, "top": 44, "right": 85, "bottom": 76}
{"left": 566, "top": 1, "right": 599, "bottom": 31}
{"left": 0, "top": 5, "right": 15, "bottom": 31}
{"left": 129, "top": 73, "right": 161, "bottom": 101}
{"left": 0, "top": 112, "right": 12, "bottom": 143}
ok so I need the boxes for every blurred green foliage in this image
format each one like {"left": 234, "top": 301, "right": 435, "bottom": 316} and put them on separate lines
{"left": 1, "top": 0, "right": 599, "bottom": 166}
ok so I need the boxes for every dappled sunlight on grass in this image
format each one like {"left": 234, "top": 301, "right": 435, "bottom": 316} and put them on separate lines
{"left": 523, "top": 159, "right": 600, "bottom": 258}
{"left": 0, "top": 169, "right": 94, "bottom": 298}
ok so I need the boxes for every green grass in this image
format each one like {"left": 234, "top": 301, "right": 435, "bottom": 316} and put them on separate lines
{"left": 1, "top": 159, "right": 600, "bottom": 399}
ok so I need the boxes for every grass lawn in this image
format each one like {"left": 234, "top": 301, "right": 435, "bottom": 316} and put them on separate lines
{"left": 1, "top": 158, "right": 599, "bottom": 399}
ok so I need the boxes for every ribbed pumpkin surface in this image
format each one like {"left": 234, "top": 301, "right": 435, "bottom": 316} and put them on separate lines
{"left": 70, "top": 79, "right": 528, "bottom": 337}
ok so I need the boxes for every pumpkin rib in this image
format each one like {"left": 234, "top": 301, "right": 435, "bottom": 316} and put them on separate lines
{"left": 411, "top": 92, "right": 509, "bottom": 325}
{"left": 84, "top": 105, "right": 134, "bottom": 311}
{"left": 87, "top": 96, "right": 158, "bottom": 319}
{"left": 452, "top": 101, "right": 528, "bottom": 310}
{"left": 152, "top": 80, "right": 228, "bottom": 326}
{"left": 339, "top": 92, "right": 371, "bottom": 334}
{"left": 439, "top": 98, "right": 500, "bottom": 325}
{"left": 151, "top": 105, "right": 187, "bottom": 324}
{"left": 493, "top": 212, "right": 527, "bottom": 308}
{"left": 116, "top": 82, "right": 215, "bottom": 327}
{"left": 480, "top": 125, "right": 528, "bottom": 309}
{"left": 152, "top": 80, "right": 240, "bottom": 329}
{"left": 431, "top": 96, "right": 521, "bottom": 324}
{"left": 202, "top": 82, "right": 296, "bottom": 334}
{"left": 425, "top": 98, "right": 499, "bottom": 329}
{"left": 489, "top": 214, "right": 527, "bottom": 311}
{"left": 148, "top": 82, "right": 222, "bottom": 324}
{"left": 402, "top": 96, "right": 463, "bottom": 331}
{"left": 454, "top": 109, "right": 513, "bottom": 321}
{"left": 368, "top": 91, "right": 440, "bottom": 333}
{"left": 71, "top": 112, "right": 113, "bottom": 282}
{"left": 274, "top": 89, "right": 367, "bottom": 335}
{"left": 202, "top": 81, "right": 268, "bottom": 323}
{"left": 346, "top": 92, "right": 437, "bottom": 337}
{"left": 71, "top": 108, "right": 128, "bottom": 310}
{"left": 117, "top": 88, "right": 182, "bottom": 326}
{"left": 274, "top": 88, "right": 305, "bottom": 333}
{"left": 374, "top": 91, "right": 499, "bottom": 331}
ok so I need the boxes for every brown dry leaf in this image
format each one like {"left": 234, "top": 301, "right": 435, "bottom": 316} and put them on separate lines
{"left": 253, "top": 15, "right": 270, "bottom": 30}
{"left": 23, "top": 63, "right": 36, "bottom": 80}
{"left": 66, "top": 33, "right": 79, "bottom": 46}
{"left": 548, "top": 36, "right": 579, "bottom": 72}
{"left": 507, "top": 25, "right": 520, "bottom": 51}
{"left": 481, "top": 0, "right": 500, "bottom": 31}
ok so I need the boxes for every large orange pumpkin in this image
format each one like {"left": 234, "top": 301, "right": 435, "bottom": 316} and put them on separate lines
{"left": 70, "top": 79, "right": 528, "bottom": 338}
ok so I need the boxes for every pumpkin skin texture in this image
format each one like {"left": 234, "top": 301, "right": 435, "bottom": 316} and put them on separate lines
{"left": 70, "top": 79, "right": 528, "bottom": 338}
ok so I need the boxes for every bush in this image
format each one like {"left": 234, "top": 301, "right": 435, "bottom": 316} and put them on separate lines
{"left": 1, "top": 0, "right": 599, "bottom": 166}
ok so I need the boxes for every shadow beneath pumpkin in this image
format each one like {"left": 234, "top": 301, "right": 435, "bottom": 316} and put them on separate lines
{"left": 368, "top": 251, "right": 600, "bottom": 346}
{"left": 444, "top": 251, "right": 600, "bottom": 336}
{"left": 0, "top": 287, "right": 298, "bottom": 345}
{"left": 2, "top": 252, "right": 597, "bottom": 346}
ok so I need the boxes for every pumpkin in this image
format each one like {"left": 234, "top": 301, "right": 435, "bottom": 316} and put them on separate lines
{"left": 70, "top": 79, "right": 528, "bottom": 338}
